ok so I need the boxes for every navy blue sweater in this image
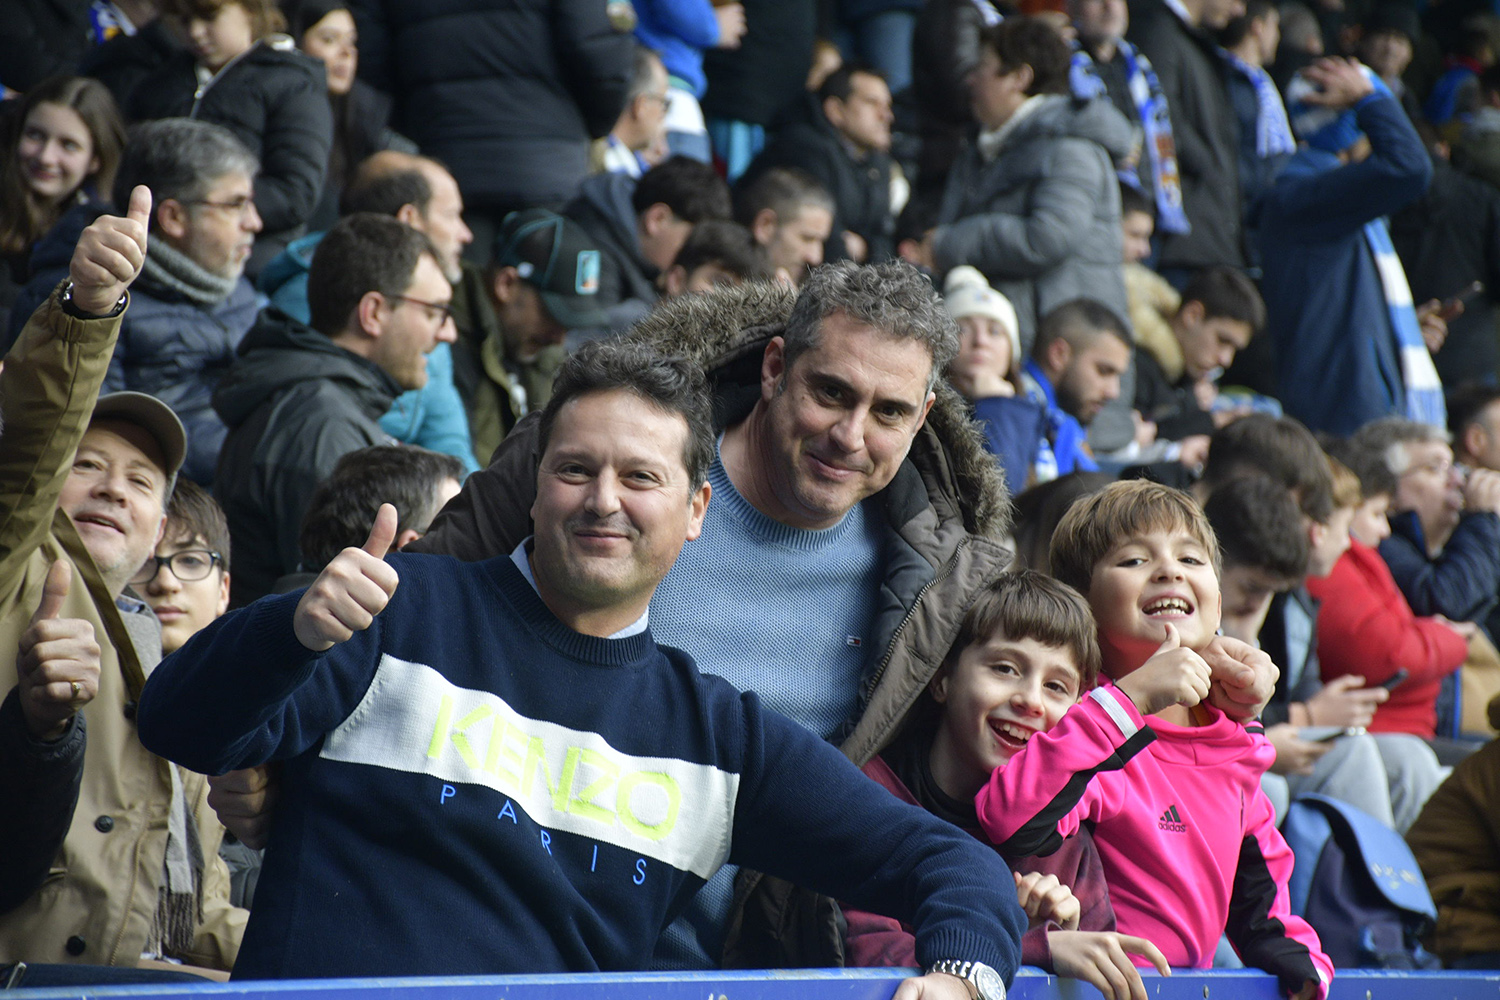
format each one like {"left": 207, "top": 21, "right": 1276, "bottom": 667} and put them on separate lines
{"left": 138, "top": 553, "right": 1024, "bottom": 980}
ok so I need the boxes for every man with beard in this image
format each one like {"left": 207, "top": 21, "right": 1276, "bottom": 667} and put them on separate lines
{"left": 1020, "top": 298, "right": 1133, "bottom": 482}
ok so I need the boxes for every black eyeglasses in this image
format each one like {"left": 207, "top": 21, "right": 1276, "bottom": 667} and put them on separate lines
{"left": 131, "top": 550, "right": 223, "bottom": 584}
{"left": 185, "top": 196, "right": 256, "bottom": 216}
{"left": 389, "top": 294, "right": 454, "bottom": 327}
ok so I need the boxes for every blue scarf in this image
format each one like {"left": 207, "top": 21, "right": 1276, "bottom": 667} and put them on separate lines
{"left": 1221, "top": 51, "right": 1296, "bottom": 159}
{"left": 1364, "top": 217, "right": 1446, "bottom": 428}
{"left": 1071, "top": 40, "right": 1190, "bottom": 234}
{"left": 1022, "top": 358, "right": 1098, "bottom": 481}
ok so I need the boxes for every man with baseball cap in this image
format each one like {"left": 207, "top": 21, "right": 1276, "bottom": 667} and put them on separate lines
{"left": 0, "top": 187, "right": 245, "bottom": 980}
{"left": 456, "top": 208, "right": 609, "bottom": 462}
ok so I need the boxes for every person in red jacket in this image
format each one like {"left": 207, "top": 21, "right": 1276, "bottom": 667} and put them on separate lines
{"left": 1307, "top": 448, "right": 1470, "bottom": 738}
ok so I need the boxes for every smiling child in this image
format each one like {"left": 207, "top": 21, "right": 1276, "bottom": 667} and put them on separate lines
{"left": 976, "top": 480, "right": 1333, "bottom": 1000}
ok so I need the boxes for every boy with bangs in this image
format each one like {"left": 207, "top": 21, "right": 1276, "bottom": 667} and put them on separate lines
{"left": 845, "top": 570, "right": 1172, "bottom": 1000}
{"left": 977, "top": 480, "right": 1333, "bottom": 999}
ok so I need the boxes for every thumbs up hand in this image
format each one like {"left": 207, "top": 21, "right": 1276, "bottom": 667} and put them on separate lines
{"left": 1114, "top": 622, "right": 1213, "bottom": 717}
{"left": 67, "top": 185, "right": 152, "bottom": 315}
{"left": 17, "top": 560, "right": 101, "bottom": 741}
{"left": 294, "top": 504, "right": 400, "bottom": 652}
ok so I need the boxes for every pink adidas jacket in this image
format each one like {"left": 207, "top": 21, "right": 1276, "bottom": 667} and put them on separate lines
{"left": 975, "top": 683, "right": 1333, "bottom": 999}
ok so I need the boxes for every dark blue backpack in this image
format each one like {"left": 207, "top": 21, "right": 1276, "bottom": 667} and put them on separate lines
{"left": 1282, "top": 793, "right": 1441, "bottom": 969}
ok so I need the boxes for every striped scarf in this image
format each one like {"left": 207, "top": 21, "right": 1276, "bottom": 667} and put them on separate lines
{"left": 1221, "top": 51, "right": 1296, "bottom": 159}
{"left": 1070, "top": 40, "right": 1190, "bottom": 234}
{"left": 1365, "top": 217, "right": 1445, "bottom": 428}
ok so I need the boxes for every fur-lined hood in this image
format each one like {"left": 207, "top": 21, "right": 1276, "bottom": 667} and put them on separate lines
{"left": 624, "top": 282, "right": 1011, "bottom": 539}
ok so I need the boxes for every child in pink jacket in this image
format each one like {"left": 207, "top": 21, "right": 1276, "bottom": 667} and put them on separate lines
{"left": 976, "top": 480, "right": 1333, "bottom": 999}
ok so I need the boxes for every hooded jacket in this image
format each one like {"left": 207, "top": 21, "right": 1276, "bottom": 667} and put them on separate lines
{"left": 212, "top": 310, "right": 400, "bottom": 605}
{"left": 412, "top": 282, "right": 1011, "bottom": 765}
{"left": 934, "top": 94, "right": 1134, "bottom": 355}
{"left": 564, "top": 173, "right": 661, "bottom": 333}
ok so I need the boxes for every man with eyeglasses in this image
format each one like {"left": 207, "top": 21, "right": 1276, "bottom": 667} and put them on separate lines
{"left": 5, "top": 118, "right": 264, "bottom": 486}
{"left": 213, "top": 213, "right": 457, "bottom": 606}
{"left": 599, "top": 47, "right": 673, "bottom": 178}
{"left": 0, "top": 188, "right": 246, "bottom": 977}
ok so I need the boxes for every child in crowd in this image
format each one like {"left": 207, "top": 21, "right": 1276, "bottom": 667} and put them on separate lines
{"left": 943, "top": 266, "right": 1046, "bottom": 496}
{"left": 1119, "top": 184, "right": 1180, "bottom": 362}
{"left": 844, "top": 570, "right": 1169, "bottom": 998}
{"left": 978, "top": 480, "right": 1333, "bottom": 999}
{"left": 134, "top": 480, "right": 262, "bottom": 909}
{"left": 1132, "top": 267, "right": 1264, "bottom": 450}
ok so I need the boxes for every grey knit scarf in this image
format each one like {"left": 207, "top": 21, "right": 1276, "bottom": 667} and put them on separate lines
{"left": 137, "top": 238, "right": 237, "bottom": 309}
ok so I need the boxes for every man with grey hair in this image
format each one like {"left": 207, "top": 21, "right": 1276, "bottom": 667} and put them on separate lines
{"left": 8, "top": 118, "right": 263, "bottom": 485}
{"left": 1352, "top": 416, "right": 1500, "bottom": 629}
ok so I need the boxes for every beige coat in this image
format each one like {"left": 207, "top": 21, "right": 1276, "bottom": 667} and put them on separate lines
{"left": 0, "top": 289, "right": 244, "bottom": 969}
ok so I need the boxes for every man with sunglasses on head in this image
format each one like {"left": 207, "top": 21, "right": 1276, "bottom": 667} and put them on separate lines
{"left": 213, "top": 213, "right": 456, "bottom": 606}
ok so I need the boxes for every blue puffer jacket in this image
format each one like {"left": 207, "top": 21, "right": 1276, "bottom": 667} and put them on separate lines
{"left": 8, "top": 203, "right": 260, "bottom": 485}
{"left": 259, "top": 233, "right": 479, "bottom": 472}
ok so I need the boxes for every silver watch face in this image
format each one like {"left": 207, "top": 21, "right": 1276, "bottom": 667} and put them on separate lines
{"left": 971, "top": 963, "right": 1005, "bottom": 1000}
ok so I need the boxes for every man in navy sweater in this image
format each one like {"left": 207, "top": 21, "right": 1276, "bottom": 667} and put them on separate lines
{"left": 138, "top": 340, "right": 1023, "bottom": 998}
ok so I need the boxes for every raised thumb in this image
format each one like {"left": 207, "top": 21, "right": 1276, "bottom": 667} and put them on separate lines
{"left": 32, "top": 559, "right": 72, "bottom": 624}
{"left": 126, "top": 184, "right": 153, "bottom": 226}
{"left": 1155, "top": 621, "right": 1180, "bottom": 653}
{"left": 362, "top": 503, "right": 398, "bottom": 558}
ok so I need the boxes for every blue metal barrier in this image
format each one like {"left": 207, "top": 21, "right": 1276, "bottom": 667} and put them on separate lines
{"left": 10, "top": 967, "right": 1500, "bottom": 1000}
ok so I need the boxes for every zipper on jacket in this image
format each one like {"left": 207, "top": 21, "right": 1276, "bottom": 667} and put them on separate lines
{"left": 861, "top": 533, "right": 972, "bottom": 706}
{"left": 190, "top": 42, "right": 259, "bottom": 117}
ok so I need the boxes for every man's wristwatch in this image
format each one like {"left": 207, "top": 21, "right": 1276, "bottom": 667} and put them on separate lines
{"left": 929, "top": 959, "right": 1005, "bottom": 1000}
{"left": 59, "top": 280, "right": 127, "bottom": 319}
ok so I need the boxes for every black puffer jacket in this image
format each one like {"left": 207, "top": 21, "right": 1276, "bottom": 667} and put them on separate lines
{"left": 349, "top": 0, "right": 633, "bottom": 214}
{"left": 212, "top": 310, "right": 399, "bottom": 605}
{"left": 129, "top": 36, "right": 333, "bottom": 269}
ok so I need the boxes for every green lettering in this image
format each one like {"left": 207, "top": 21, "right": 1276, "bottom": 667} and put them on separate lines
{"left": 522, "top": 734, "right": 558, "bottom": 804}
{"left": 447, "top": 704, "right": 493, "bottom": 769}
{"left": 567, "top": 748, "right": 620, "bottom": 824}
{"left": 554, "top": 747, "right": 582, "bottom": 812}
{"left": 617, "top": 771, "right": 681, "bottom": 842}
{"left": 427, "top": 693, "right": 454, "bottom": 759}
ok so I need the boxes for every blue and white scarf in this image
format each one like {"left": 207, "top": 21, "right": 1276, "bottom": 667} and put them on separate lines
{"left": 1366, "top": 218, "right": 1445, "bottom": 428}
{"left": 1221, "top": 51, "right": 1296, "bottom": 159}
{"left": 1071, "top": 41, "right": 1190, "bottom": 234}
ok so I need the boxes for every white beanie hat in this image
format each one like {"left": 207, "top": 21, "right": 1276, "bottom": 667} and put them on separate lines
{"left": 944, "top": 266, "right": 1022, "bottom": 373}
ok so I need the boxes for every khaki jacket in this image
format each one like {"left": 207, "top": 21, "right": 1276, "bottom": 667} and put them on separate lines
{"left": 0, "top": 290, "right": 245, "bottom": 968}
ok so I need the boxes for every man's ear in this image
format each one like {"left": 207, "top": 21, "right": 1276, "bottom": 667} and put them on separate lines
{"left": 215, "top": 571, "right": 231, "bottom": 618}
{"left": 1307, "top": 517, "right": 1328, "bottom": 553}
{"left": 663, "top": 264, "right": 687, "bottom": 297}
{"left": 355, "top": 290, "right": 387, "bottom": 337}
{"left": 641, "top": 202, "right": 674, "bottom": 238}
{"left": 1464, "top": 422, "right": 1487, "bottom": 464}
{"left": 395, "top": 202, "right": 423, "bottom": 228}
{"left": 1013, "top": 64, "right": 1035, "bottom": 92}
{"left": 751, "top": 207, "right": 779, "bottom": 247}
{"left": 491, "top": 266, "right": 520, "bottom": 305}
{"left": 1042, "top": 337, "right": 1072, "bottom": 376}
{"left": 822, "top": 95, "right": 846, "bottom": 130}
{"left": 156, "top": 199, "right": 189, "bottom": 241}
{"left": 760, "top": 336, "right": 788, "bottom": 401}
{"left": 1177, "top": 299, "right": 1205, "bottom": 329}
{"left": 395, "top": 527, "right": 423, "bottom": 550}
{"left": 685, "top": 481, "right": 711, "bottom": 542}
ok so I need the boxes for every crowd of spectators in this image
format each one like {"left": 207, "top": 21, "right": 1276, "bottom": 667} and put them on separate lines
{"left": 8, "top": 0, "right": 1500, "bottom": 991}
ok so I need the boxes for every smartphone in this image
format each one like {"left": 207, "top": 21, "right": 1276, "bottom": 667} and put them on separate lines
{"left": 1299, "top": 726, "right": 1365, "bottom": 743}
{"left": 1440, "top": 281, "right": 1485, "bottom": 321}
{"left": 1378, "top": 669, "right": 1410, "bottom": 691}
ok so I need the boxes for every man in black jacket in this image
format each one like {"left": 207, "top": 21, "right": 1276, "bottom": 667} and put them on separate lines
{"left": 213, "top": 214, "right": 455, "bottom": 606}
{"left": 1128, "top": 0, "right": 1248, "bottom": 278}
{"left": 740, "top": 65, "right": 897, "bottom": 264}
